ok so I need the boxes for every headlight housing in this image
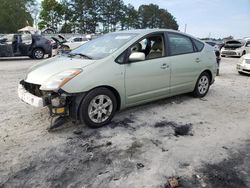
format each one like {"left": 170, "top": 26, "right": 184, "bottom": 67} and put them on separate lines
{"left": 40, "top": 69, "right": 82, "bottom": 91}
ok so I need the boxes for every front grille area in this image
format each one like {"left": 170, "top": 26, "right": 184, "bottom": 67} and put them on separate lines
{"left": 222, "top": 51, "right": 237, "bottom": 55}
{"left": 20, "top": 80, "right": 43, "bottom": 97}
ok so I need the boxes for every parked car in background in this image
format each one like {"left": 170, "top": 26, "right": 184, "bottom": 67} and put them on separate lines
{"left": 18, "top": 29, "right": 217, "bottom": 129}
{"left": 221, "top": 40, "right": 250, "bottom": 57}
{"left": 60, "top": 36, "right": 89, "bottom": 51}
{"left": 0, "top": 34, "right": 52, "bottom": 59}
{"left": 237, "top": 53, "right": 250, "bottom": 74}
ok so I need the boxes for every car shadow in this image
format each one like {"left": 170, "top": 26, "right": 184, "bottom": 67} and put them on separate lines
{"left": 49, "top": 93, "right": 195, "bottom": 133}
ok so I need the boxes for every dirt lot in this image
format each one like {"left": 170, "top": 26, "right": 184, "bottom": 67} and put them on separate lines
{"left": 0, "top": 57, "right": 250, "bottom": 188}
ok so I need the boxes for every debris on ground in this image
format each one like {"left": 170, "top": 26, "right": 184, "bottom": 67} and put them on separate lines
{"left": 136, "top": 163, "right": 144, "bottom": 169}
{"left": 154, "top": 121, "right": 193, "bottom": 136}
{"left": 174, "top": 124, "right": 192, "bottom": 137}
{"left": 167, "top": 177, "right": 179, "bottom": 188}
{"left": 73, "top": 129, "right": 83, "bottom": 135}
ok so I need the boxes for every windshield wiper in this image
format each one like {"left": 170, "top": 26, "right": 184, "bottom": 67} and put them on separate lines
{"left": 68, "top": 53, "right": 93, "bottom": 59}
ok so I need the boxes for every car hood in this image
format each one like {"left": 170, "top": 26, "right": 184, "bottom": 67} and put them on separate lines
{"left": 25, "top": 55, "right": 96, "bottom": 85}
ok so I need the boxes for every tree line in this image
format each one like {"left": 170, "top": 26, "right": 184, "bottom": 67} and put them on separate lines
{"left": 0, "top": 0, "right": 179, "bottom": 34}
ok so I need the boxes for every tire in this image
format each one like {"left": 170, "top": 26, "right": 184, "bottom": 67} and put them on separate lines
{"left": 32, "top": 48, "right": 45, "bottom": 59}
{"left": 242, "top": 51, "right": 246, "bottom": 57}
{"left": 192, "top": 72, "right": 211, "bottom": 97}
{"left": 79, "top": 88, "right": 117, "bottom": 128}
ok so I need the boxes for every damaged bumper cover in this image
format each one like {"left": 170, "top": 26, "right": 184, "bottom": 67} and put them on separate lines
{"left": 18, "top": 80, "right": 86, "bottom": 120}
{"left": 18, "top": 83, "right": 45, "bottom": 107}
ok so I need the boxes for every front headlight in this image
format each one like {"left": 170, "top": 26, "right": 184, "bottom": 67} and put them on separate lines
{"left": 40, "top": 69, "right": 82, "bottom": 91}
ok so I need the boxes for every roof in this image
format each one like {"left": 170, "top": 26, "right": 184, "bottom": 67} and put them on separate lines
{"left": 111, "top": 29, "right": 178, "bottom": 35}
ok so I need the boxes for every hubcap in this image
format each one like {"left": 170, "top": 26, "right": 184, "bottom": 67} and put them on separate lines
{"left": 88, "top": 95, "right": 113, "bottom": 123}
{"left": 34, "top": 50, "right": 43, "bottom": 59}
{"left": 198, "top": 75, "right": 209, "bottom": 95}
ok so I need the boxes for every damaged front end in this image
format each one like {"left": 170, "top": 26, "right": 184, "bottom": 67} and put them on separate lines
{"left": 18, "top": 80, "right": 85, "bottom": 128}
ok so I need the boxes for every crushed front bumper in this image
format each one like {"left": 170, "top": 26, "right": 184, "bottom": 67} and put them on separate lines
{"left": 18, "top": 84, "right": 45, "bottom": 107}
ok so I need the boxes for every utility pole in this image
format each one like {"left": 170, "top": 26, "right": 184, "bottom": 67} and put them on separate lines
{"left": 184, "top": 24, "right": 187, "bottom": 33}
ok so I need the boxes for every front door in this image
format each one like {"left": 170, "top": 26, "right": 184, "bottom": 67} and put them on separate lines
{"left": 125, "top": 33, "right": 171, "bottom": 105}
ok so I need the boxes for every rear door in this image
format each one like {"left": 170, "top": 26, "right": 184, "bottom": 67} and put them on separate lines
{"left": 166, "top": 32, "right": 203, "bottom": 94}
{"left": 124, "top": 32, "right": 171, "bottom": 105}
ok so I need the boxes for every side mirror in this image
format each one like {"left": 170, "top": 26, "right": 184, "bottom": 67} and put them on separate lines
{"left": 129, "top": 52, "right": 145, "bottom": 62}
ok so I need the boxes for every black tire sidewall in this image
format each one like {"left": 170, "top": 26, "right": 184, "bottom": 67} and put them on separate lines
{"left": 79, "top": 88, "right": 117, "bottom": 128}
{"left": 193, "top": 72, "right": 211, "bottom": 97}
{"left": 33, "top": 48, "right": 44, "bottom": 59}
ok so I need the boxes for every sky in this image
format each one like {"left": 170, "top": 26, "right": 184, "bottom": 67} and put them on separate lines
{"left": 123, "top": 0, "right": 250, "bottom": 39}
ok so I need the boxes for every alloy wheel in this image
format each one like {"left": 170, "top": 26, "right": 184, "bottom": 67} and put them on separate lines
{"left": 88, "top": 94, "right": 113, "bottom": 123}
{"left": 198, "top": 75, "right": 209, "bottom": 95}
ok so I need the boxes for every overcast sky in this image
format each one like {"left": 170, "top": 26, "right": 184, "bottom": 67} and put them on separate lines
{"left": 123, "top": 0, "right": 250, "bottom": 39}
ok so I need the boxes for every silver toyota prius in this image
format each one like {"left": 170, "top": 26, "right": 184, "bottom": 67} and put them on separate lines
{"left": 18, "top": 29, "right": 217, "bottom": 129}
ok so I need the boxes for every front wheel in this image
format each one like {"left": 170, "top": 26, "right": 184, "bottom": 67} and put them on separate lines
{"left": 192, "top": 72, "right": 211, "bottom": 97}
{"left": 79, "top": 88, "right": 117, "bottom": 128}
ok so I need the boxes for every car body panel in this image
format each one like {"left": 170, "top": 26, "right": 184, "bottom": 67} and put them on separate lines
{"left": 20, "top": 29, "right": 216, "bottom": 112}
{"left": 237, "top": 54, "right": 250, "bottom": 74}
{"left": 125, "top": 57, "right": 171, "bottom": 105}
{"left": 25, "top": 56, "right": 96, "bottom": 85}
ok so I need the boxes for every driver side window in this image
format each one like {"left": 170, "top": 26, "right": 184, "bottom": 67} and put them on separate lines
{"left": 129, "top": 34, "right": 165, "bottom": 62}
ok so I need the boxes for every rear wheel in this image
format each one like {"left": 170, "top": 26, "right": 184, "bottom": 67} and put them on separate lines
{"left": 193, "top": 72, "right": 211, "bottom": 97}
{"left": 32, "top": 48, "right": 45, "bottom": 59}
{"left": 79, "top": 88, "right": 117, "bottom": 128}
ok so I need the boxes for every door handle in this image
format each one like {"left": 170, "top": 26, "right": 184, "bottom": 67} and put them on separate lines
{"left": 195, "top": 58, "right": 201, "bottom": 63}
{"left": 161, "top": 63, "right": 169, "bottom": 69}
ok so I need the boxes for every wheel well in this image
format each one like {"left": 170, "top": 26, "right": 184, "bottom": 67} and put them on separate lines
{"left": 202, "top": 70, "right": 212, "bottom": 84}
{"left": 33, "top": 47, "right": 44, "bottom": 53}
{"left": 91, "top": 86, "right": 121, "bottom": 111}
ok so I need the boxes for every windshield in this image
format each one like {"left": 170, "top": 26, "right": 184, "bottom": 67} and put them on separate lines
{"left": 70, "top": 33, "right": 138, "bottom": 60}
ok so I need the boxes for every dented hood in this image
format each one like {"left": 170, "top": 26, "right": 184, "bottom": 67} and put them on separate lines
{"left": 25, "top": 55, "right": 96, "bottom": 85}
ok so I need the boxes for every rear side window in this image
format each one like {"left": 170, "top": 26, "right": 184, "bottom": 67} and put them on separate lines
{"left": 194, "top": 39, "right": 205, "bottom": 51}
{"left": 168, "top": 33, "right": 194, "bottom": 55}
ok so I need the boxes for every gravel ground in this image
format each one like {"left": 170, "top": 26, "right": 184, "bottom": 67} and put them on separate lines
{"left": 0, "top": 56, "right": 250, "bottom": 188}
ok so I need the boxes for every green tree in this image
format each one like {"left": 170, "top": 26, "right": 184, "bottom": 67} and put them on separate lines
{"left": 98, "top": 0, "right": 124, "bottom": 32}
{"left": 120, "top": 4, "right": 139, "bottom": 30}
{"left": 0, "top": 0, "right": 33, "bottom": 33}
{"left": 38, "top": 0, "right": 64, "bottom": 31}
{"left": 138, "top": 4, "right": 178, "bottom": 30}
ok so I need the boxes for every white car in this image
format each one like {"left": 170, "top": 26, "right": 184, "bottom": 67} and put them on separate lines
{"left": 237, "top": 53, "right": 250, "bottom": 74}
{"left": 221, "top": 40, "right": 250, "bottom": 57}
{"left": 62, "top": 37, "right": 89, "bottom": 50}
